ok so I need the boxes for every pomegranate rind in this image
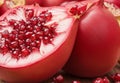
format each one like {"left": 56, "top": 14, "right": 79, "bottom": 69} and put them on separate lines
{"left": 0, "top": 5, "right": 78, "bottom": 82}
{"left": 64, "top": 2, "right": 120, "bottom": 77}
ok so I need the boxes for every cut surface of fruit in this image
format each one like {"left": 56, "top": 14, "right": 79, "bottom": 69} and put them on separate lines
{"left": 0, "top": 5, "right": 78, "bottom": 82}
{"left": 0, "top": 5, "right": 77, "bottom": 67}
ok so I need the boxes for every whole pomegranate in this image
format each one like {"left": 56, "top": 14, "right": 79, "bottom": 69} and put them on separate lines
{"left": 0, "top": 4, "right": 78, "bottom": 82}
{"left": 64, "top": 0, "right": 120, "bottom": 77}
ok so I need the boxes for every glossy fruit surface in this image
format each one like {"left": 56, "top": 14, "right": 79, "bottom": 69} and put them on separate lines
{"left": 0, "top": 4, "right": 78, "bottom": 82}
{"left": 64, "top": 0, "right": 120, "bottom": 77}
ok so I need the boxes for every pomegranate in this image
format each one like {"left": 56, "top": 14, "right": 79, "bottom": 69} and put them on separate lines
{"left": 0, "top": 0, "right": 25, "bottom": 16}
{"left": 64, "top": 0, "right": 120, "bottom": 77}
{"left": 0, "top": 4, "right": 78, "bottom": 82}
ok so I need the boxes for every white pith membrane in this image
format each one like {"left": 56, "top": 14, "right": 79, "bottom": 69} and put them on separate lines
{"left": 0, "top": 6, "right": 74, "bottom": 68}
{"left": 104, "top": 2, "right": 120, "bottom": 25}
{"left": 6, "top": 0, "right": 25, "bottom": 8}
{"left": 104, "top": 2, "right": 120, "bottom": 17}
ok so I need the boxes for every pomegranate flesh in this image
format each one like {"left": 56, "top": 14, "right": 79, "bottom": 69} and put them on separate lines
{"left": 64, "top": 0, "right": 120, "bottom": 77}
{"left": 0, "top": 5, "right": 78, "bottom": 82}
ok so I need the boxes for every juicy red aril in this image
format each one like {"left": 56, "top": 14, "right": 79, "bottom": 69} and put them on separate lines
{"left": 70, "top": 5, "right": 87, "bottom": 15}
{"left": 25, "top": 9, "right": 34, "bottom": 19}
{"left": 53, "top": 74, "right": 64, "bottom": 83}
{"left": 111, "top": 73, "right": 120, "bottom": 82}
{"left": 103, "top": 77, "right": 110, "bottom": 83}
{"left": 0, "top": 9, "right": 57, "bottom": 59}
{"left": 93, "top": 77, "right": 110, "bottom": 83}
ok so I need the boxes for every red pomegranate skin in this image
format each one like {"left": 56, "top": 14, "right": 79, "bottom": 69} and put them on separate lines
{"left": 64, "top": 2, "right": 120, "bottom": 77}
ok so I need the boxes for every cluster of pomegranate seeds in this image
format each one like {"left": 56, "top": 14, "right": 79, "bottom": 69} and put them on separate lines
{"left": 53, "top": 74, "right": 64, "bottom": 83}
{"left": 0, "top": 8, "right": 58, "bottom": 59}
{"left": 70, "top": 5, "right": 87, "bottom": 15}
{"left": 93, "top": 77, "right": 110, "bottom": 83}
{"left": 111, "top": 73, "right": 120, "bottom": 82}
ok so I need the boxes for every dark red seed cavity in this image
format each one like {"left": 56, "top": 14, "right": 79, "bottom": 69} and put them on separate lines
{"left": 0, "top": 9, "right": 58, "bottom": 59}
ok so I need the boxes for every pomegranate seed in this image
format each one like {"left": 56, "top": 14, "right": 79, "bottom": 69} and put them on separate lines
{"left": 93, "top": 77, "right": 110, "bottom": 83}
{"left": 30, "top": 42, "right": 37, "bottom": 47}
{"left": 26, "top": 25, "right": 33, "bottom": 31}
{"left": 36, "top": 40, "right": 41, "bottom": 48}
{"left": 25, "top": 39, "right": 31, "bottom": 45}
{"left": 25, "top": 32, "right": 33, "bottom": 38}
{"left": 0, "top": 45, "right": 9, "bottom": 54}
{"left": 70, "top": 5, "right": 79, "bottom": 15}
{"left": 2, "top": 30, "right": 9, "bottom": 38}
{"left": 53, "top": 75, "right": 64, "bottom": 83}
{"left": 30, "top": 34, "right": 36, "bottom": 41}
{"left": 21, "top": 48, "right": 30, "bottom": 57}
{"left": 25, "top": 9, "right": 34, "bottom": 19}
{"left": 9, "top": 41, "right": 18, "bottom": 48}
{"left": 111, "top": 73, "right": 120, "bottom": 82}
{"left": 103, "top": 77, "right": 110, "bottom": 83}
{"left": 70, "top": 5, "right": 87, "bottom": 15}
{"left": 78, "top": 5, "right": 87, "bottom": 14}
{"left": 12, "top": 50, "right": 19, "bottom": 59}
{"left": 30, "top": 16, "right": 38, "bottom": 25}
{"left": 72, "top": 80, "right": 81, "bottom": 83}
{"left": 93, "top": 77, "right": 104, "bottom": 83}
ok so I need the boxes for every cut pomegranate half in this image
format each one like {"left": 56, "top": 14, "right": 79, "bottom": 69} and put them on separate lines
{"left": 0, "top": 5, "right": 78, "bottom": 82}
